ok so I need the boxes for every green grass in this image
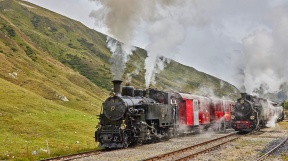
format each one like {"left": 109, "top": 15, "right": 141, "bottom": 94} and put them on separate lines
{"left": 278, "top": 117, "right": 288, "bottom": 129}
{"left": 0, "top": 78, "right": 100, "bottom": 160}
{"left": 281, "top": 153, "right": 288, "bottom": 161}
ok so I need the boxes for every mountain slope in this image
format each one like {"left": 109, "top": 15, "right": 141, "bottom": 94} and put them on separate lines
{"left": 0, "top": 0, "right": 239, "bottom": 160}
{"left": 0, "top": 0, "right": 239, "bottom": 96}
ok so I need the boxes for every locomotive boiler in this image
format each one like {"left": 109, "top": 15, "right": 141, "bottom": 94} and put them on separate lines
{"left": 231, "top": 93, "right": 284, "bottom": 132}
{"left": 95, "top": 80, "right": 177, "bottom": 148}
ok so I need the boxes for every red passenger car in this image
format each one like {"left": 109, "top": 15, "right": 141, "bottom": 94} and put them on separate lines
{"left": 178, "top": 93, "right": 210, "bottom": 126}
{"left": 176, "top": 92, "right": 235, "bottom": 132}
{"left": 210, "top": 98, "right": 235, "bottom": 126}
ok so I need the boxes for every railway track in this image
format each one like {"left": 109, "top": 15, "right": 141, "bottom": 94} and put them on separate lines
{"left": 256, "top": 136, "right": 288, "bottom": 161}
{"left": 40, "top": 129, "right": 286, "bottom": 161}
{"left": 143, "top": 132, "right": 239, "bottom": 161}
{"left": 39, "top": 150, "right": 103, "bottom": 161}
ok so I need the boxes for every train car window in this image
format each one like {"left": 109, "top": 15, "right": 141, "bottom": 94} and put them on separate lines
{"left": 200, "top": 101, "right": 204, "bottom": 112}
{"left": 194, "top": 101, "right": 198, "bottom": 111}
{"left": 170, "top": 97, "right": 177, "bottom": 105}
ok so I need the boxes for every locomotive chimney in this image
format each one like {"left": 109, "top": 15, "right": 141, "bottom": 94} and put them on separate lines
{"left": 112, "top": 80, "right": 122, "bottom": 96}
{"left": 240, "top": 93, "right": 247, "bottom": 99}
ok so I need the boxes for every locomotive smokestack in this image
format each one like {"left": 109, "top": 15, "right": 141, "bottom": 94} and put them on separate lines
{"left": 240, "top": 93, "right": 247, "bottom": 99}
{"left": 112, "top": 80, "right": 122, "bottom": 96}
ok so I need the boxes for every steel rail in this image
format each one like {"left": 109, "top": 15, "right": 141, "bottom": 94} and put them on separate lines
{"left": 176, "top": 136, "right": 239, "bottom": 161}
{"left": 39, "top": 150, "right": 103, "bottom": 161}
{"left": 255, "top": 136, "right": 288, "bottom": 161}
{"left": 143, "top": 132, "right": 238, "bottom": 161}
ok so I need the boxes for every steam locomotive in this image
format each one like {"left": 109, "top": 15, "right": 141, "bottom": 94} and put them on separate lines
{"left": 95, "top": 80, "right": 235, "bottom": 148}
{"left": 231, "top": 93, "right": 285, "bottom": 132}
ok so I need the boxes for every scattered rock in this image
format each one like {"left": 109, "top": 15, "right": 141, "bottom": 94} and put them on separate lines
{"left": 60, "top": 96, "right": 69, "bottom": 101}
{"left": 55, "top": 94, "right": 69, "bottom": 101}
{"left": 31, "top": 150, "right": 38, "bottom": 155}
{"left": 8, "top": 72, "right": 18, "bottom": 79}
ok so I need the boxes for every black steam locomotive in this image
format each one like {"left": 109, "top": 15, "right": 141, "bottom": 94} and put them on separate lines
{"left": 95, "top": 80, "right": 178, "bottom": 148}
{"left": 231, "top": 93, "right": 284, "bottom": 132}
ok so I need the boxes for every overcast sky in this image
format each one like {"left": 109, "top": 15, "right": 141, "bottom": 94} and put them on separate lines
{"left": 24, "top": 0, "right": 288, "bottom": 94}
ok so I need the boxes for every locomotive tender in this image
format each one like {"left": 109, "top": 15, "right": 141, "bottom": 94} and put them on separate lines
{"left": 95, "top": 80, "right": 235, "bottom": 148}
{"left": 231, "top": 93, "right": 285, "bottom": 132}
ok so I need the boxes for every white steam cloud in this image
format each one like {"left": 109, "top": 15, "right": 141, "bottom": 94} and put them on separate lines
{"left": 89, "top": 0, "right": 210, "bottom": 88}
{"left": 24, "top": 0, "right": 288, "bottom": 98}
{"left": 106, "top": 37, "right": 135, "bottom": 80}
{"left": 240, "top": 4, "right": 288, "bottom": 94}
{"left": 262, "top": 101, "right": 284, "bottom": 128}
{"left": 88, "top": 0, "right": 288, "bottom": 95}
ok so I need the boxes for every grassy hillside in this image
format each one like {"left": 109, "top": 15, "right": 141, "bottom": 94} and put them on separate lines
{"left": 155, "top": 60, "right": 238, "bottom": 97}
{"left": 0, "top": 0, "right": 239, "bottom": 160}
{"left": 0, "top": 0, "right": 239, "bottom": 95}
{"left": 0, "top": 79, "right": 98, "bottom": 160}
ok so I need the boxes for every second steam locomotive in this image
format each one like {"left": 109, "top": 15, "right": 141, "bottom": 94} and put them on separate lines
{"left": 95, "top": 80, "right": 235, "bottom": 148}
{"left": 231, "top": 93, "right": 285, "bottom": 132}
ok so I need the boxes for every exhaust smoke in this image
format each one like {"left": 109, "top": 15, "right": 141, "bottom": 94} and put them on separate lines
{"left": 106, "top": 37, "right": 135, "bottom": 80}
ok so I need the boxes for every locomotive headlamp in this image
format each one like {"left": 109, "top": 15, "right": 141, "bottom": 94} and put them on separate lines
{"left": 250, "top": 115, "right": 255, "bottom": 120}
{"left": 231, "top": 115, "right": 235, "bottom": 120}
{"left": 240, "top": 99, "right": 244, "bottom": 104}
{"left": 120, "top": 120, "right": 126, "bottom": 130}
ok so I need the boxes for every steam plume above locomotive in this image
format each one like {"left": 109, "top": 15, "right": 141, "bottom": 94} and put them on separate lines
{"left": 89, "top": 0, "right": 203, "bottom": 87}
{"left": 89, "top": 0, "right": 139, "bottom": 81}
{"left": 89, "top": 0, "right": 288, "bottom": 98}
{"left": 240, "top": 5, "right": 288, "bottom": 95}
{"left": 106, "top": 37, "right": 134, "bottom": 80}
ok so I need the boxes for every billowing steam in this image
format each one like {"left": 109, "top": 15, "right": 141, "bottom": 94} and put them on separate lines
{"left": 264, "top": 101, "right": 284, "bottom": 128}
{"left": 194, "top": 85, "right": 216, "bottom": 98}
{"left": 233, "top": 3, "right": 288, "bottom": 97}
{"left": 88, "top": 0, "right": 209, "bottom": 88}
{"left": 106, "top": 37, "right": 135, "bottom": 80}
{"left": 89, "top": 0, "right": 288, "bottom": 97}
{"left": 145, "top": 57, "right": 171, "bottom": 87}
{"left": 89, "top": 0, "right": 140, "bottom": 80}
{"left": 241, "top": 26, "right": 288, "bottom": 94}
